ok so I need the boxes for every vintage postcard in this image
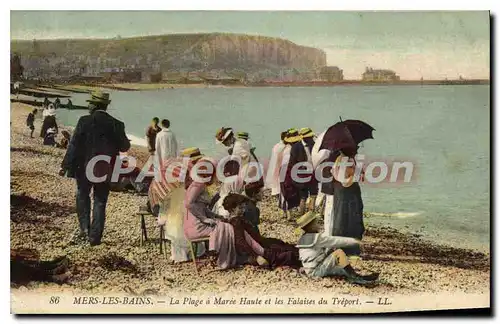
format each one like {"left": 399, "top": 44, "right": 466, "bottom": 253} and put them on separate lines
{"left": 10, "top": 10, "right": 490, "bottom": 314}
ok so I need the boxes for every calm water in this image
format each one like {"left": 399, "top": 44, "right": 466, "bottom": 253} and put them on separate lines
{"left": 55, "top": 85, "right": 490, "bottom": 251}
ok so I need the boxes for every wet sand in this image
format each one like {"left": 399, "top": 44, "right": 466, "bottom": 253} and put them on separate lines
{"left": 10, "top": 102, "right": 490, "bottom": 297}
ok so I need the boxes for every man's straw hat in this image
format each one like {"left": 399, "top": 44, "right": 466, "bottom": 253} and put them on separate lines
{"left": 86, "top": 90, "right": 111, "bottom": 105}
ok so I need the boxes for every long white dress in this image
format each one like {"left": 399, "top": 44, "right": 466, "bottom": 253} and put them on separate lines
{"left": 311, "top": 131, "right": 330, "bottom": 209}
{"left": 265, "top": 141, "right": 286, "bottom": 196}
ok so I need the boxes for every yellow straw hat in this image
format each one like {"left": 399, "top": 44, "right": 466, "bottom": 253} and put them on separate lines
{"left": 296, "top": 211, "right": 320, "bottom": 229}
{"left": 181, "top": 147, "right": 204, "bottom": 162}
{"left": 284, "top": 128, "right": 301, "bottom": 144}
{"left": 299, "top": 127, "right": 315, "bottom": 138}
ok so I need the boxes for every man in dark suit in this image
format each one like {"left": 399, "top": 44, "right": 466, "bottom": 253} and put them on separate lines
{"left": 60, "top": 91, "right": 130, "bottom": 246}
{"left": 290, "top": 127, "right": 318, "bottom": 215}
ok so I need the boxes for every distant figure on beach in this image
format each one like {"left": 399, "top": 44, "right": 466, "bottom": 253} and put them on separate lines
{"left": 291, "top": 127, "right": 318, "bottom": 214}
{"left": 146, "top": 117, "right": 161, "bottom": 155}
{"left": 43, "top": 97, "right": 50, "bottom": 108}
{"left": 279, "top": 129, "right": 302, "bottom": 220}
{"left": 26, "top": 108, "right": 37, "bottom": 138}
{"left": 155, "top": 119, "right": 179, "bottom": 168}
{"left": 296, "top": 212, "right": 378, "bottom": 286}
{"left": 13, "top": 82, "right": 21, "bottom": 99}
{"left": 54, "top": 97, "right": 61, "bottom": 109}
{"left": 265, "top": 131, "right": 287, "bottom": 197}
{"left": 60, "top": 91, "right": 131, "bottom": 246}
{"left": 40, "top": 104, "right": 58, "bottom": 139}
{"left": 67, "top": 99, "right": 73, "bottom": 109}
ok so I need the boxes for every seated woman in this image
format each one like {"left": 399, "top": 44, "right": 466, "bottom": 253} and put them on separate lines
{"left": 296, "top": 211, "right": 378, "bottom": 286}
{"left": 43, "top": 128, "right": 57, "bottom": 146}
{"left": 183, "top": 157, "right": 269, "bottom": 269}
{"left": 212, "top": 159, "right": 244, "bottom": 218}
{"left": 222, "top": 193, "right": 302, "bottom": 269}
{"left": 148, "top": 148, "right": 207, "bottom": 263}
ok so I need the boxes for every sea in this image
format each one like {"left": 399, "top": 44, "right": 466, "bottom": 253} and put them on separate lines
{"left": 54, "top": 85, "right": 491, "bottom": 251}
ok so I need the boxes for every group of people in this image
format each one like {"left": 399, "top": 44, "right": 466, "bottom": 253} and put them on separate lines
{"left": 54, "top": 90, "right": 376, "bottom": 286}
{"left": 145, "top": 117, "right": 179, "bottom": 167}
{"left": 147, "top": 126, "right": 375, "bottom": 284}
{"left": 26, "top": 103, "right": 71, "bottom": 148}
{"left": 267, "top": 127, "right": 365, "bottom": 256}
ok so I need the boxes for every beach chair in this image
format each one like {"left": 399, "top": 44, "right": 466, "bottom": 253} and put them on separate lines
{"left": 158, "top": 227, "right": 208, "bottom": 273}
{"left": 158, "top": 224, "right": 169, "bottom": 258}
{"left": 136, "top": 209, "right": 151, "bottom": 246}
{"left": 188, "top": 237, "right": 210, "bottom": 273}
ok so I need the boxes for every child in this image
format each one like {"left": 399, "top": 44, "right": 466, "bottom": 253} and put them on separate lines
{"left": 58, "top": 130, "right": 71, "bottom": 149}
{"left": 26, "top": 109, "right": 37, "bottom": 138}
{"left": 296, "top": 211, "right": 378, "bottom": 285}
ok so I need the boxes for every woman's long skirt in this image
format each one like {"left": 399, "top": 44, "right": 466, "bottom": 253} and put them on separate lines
{"left": 331, "top": 181, "right": 364, "bottom": 256}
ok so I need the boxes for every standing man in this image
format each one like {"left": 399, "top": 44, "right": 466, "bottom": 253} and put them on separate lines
{"left": 155, "top": 119, "right": 179, "bottom": 169}
{"left": 146, "top": 117, "right": 161, "bottom": 155}
{"left": 292, "top": 127, "right": 318, "bottom": 214}
{"left": 59, "top": 91, "right": 130, "bottom": 246}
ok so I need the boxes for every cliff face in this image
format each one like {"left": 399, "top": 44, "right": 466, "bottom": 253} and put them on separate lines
{"left": 196, "top": 34, "right": 326, "bottom": 70}
{"left": 11, "top": 33, "right": 327, "bottom": 80}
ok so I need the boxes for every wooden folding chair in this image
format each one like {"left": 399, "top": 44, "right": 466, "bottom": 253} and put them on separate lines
{"left": 136, "top": 210, "right": 151, "bottom": 246}
{"left": 188, "top": 237, "right": 210, "bottom": 273}
{"left": 158, "top": 224, "right": 169, "bottom": 258}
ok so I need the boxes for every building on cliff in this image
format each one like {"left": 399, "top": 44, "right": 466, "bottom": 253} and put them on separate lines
{"left": 319, "top": 66, "right": 344, "bottom": 82}
{"left": 362, "top": 67, "right": 400, "bottom": 82}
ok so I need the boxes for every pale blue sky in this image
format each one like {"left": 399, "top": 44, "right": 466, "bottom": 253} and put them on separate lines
{"left": 10, "top": 11, "right": 490, "bottom": 79}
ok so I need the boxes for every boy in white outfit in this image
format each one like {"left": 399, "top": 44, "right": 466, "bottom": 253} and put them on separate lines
{"left": 296, "top": 211, "right": 378, "bottom": 285}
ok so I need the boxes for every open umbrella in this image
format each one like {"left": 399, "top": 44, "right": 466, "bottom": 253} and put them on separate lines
{"left": 319, "top": 119, "right": 375, "bottom": 153}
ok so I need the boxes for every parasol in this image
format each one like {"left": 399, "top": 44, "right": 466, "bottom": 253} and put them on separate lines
{"left": 319, "top": 119, "right": 375, "bottom": 154}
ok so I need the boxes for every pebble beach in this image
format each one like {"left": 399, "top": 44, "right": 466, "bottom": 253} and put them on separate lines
{"left": 10, "top": 102, "right": 490, "bottom": 298}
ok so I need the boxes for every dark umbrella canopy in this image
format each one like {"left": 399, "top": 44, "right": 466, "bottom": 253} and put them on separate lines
{"left": 319, "top": 119, "right": 375, "bottom": 154}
